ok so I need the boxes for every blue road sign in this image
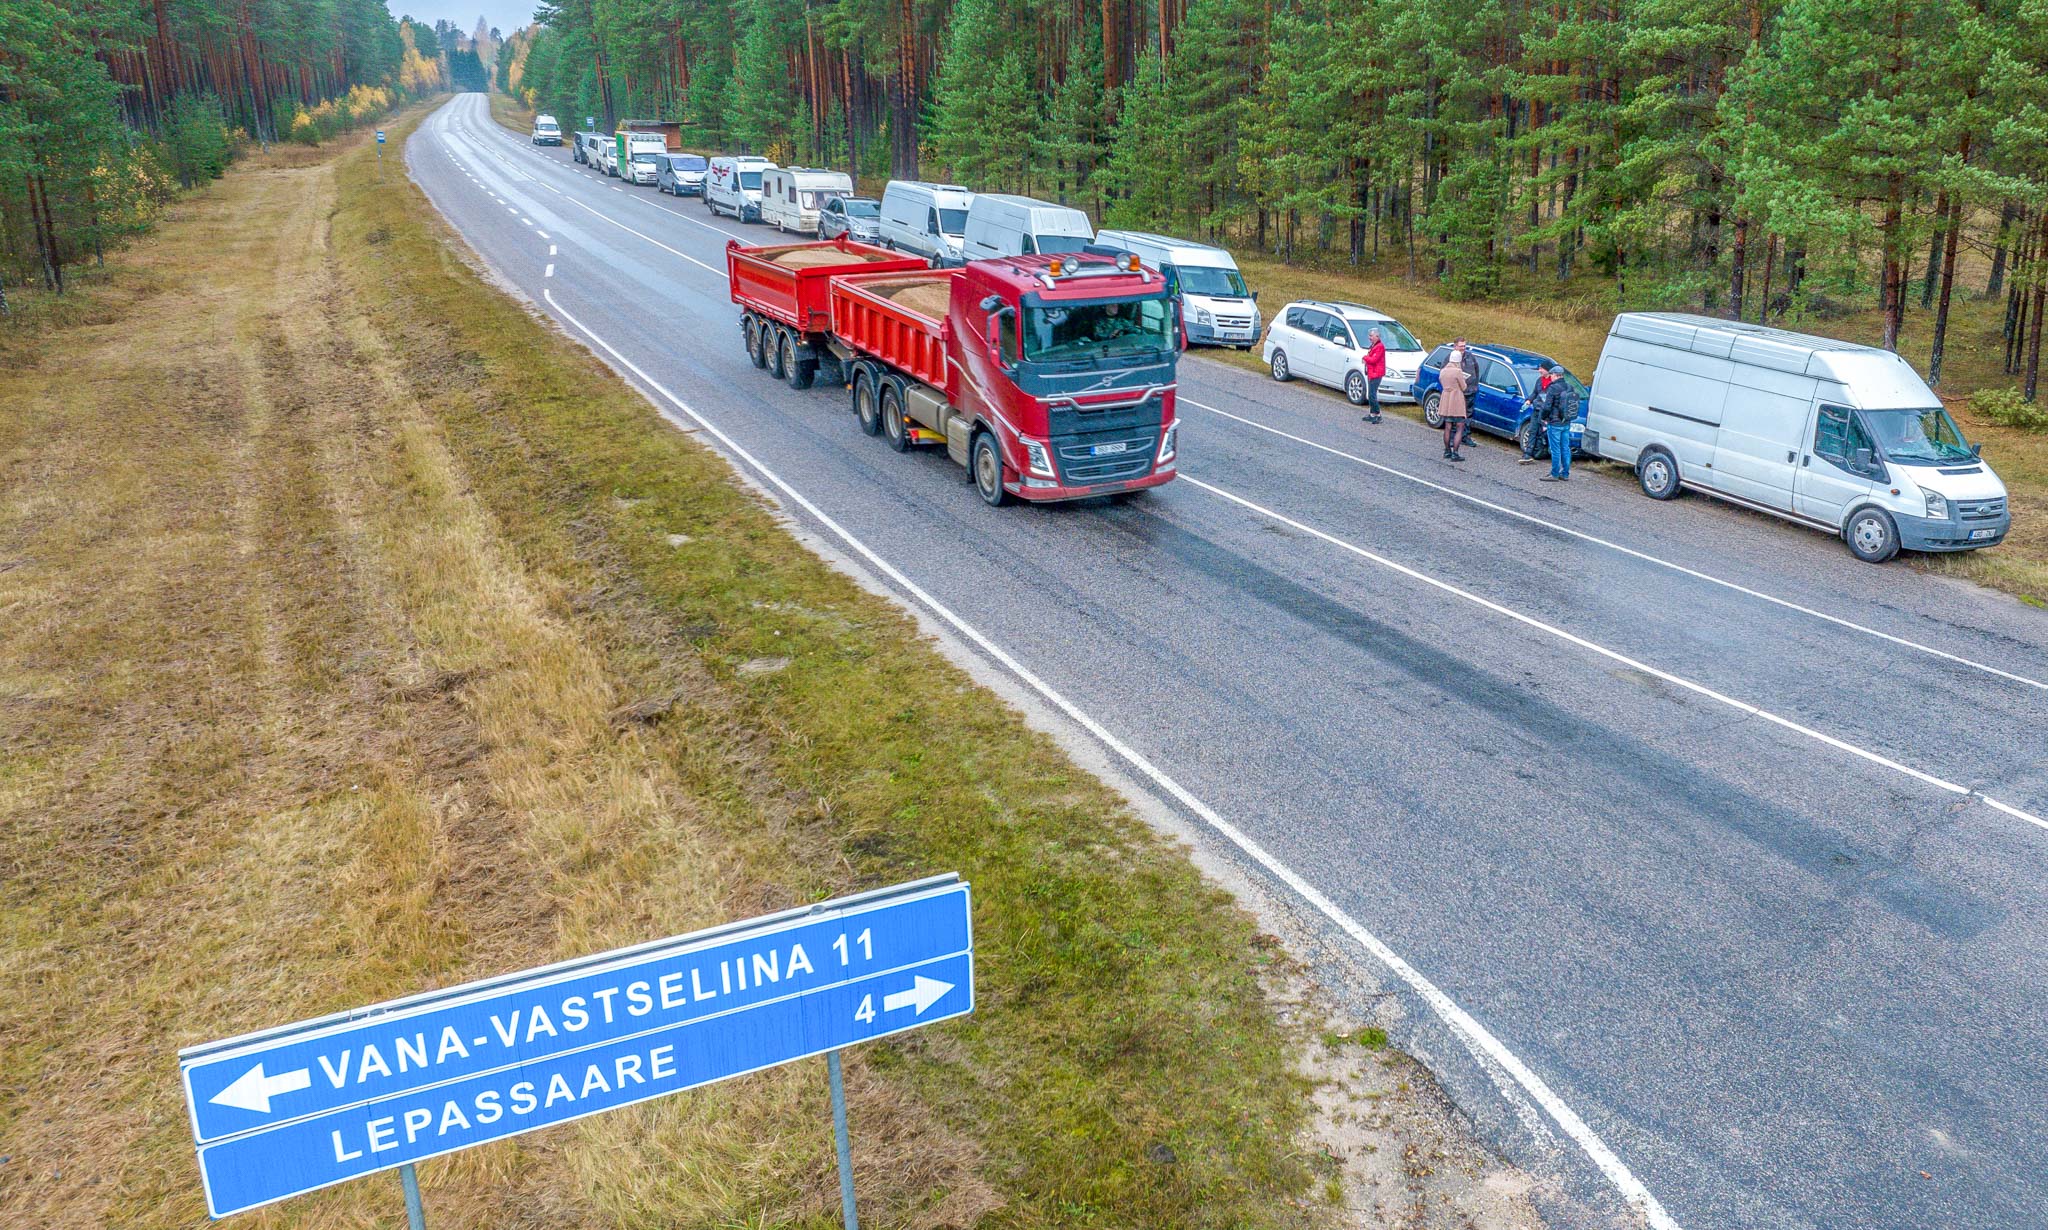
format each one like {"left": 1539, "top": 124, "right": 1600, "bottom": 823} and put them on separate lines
{"left": 375, "top": 130, "right": 385, "bottom": 144}
{"left": 180, "top": 877, "right": 972, "bottom": 1218}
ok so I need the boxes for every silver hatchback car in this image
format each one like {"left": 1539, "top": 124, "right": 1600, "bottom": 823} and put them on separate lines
{"left": 816, "top": 195, "right": 881, "bottom": 243}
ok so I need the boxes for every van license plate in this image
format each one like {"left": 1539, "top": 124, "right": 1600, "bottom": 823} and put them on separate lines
{"left": 1969, "top": 528, "right": 1997, "bottom": 540}
{"left": 1092, "top": 442, "right": 1129, "bottom": 455}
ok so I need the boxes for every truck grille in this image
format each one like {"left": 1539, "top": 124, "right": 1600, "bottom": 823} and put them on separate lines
{"left": 1959, "top": 498, "right": 2006, "bottom": 521}
{"left": 1056, "top": 430, "right": 1158, "bottom": 483}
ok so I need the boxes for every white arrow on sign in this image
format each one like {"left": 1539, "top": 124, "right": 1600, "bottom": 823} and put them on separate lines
{"left": 882, "top": 975, "right": 953, "bottom": 1016}
{"left": 208, "top": 1062, "right": 312, "bottom": 1114}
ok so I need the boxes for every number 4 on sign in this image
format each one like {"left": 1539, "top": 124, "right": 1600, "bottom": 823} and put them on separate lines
{"left": 855, "top": 995, "right": 875, "bottom": 1025}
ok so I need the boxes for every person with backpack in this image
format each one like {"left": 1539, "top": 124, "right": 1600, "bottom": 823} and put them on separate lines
{"left": 1538, "top": 363, "right": 1580, "bottom": 482}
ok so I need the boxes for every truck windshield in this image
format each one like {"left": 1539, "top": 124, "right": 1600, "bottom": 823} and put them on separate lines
{"left": 740, "top": 171, "right": 763, "bottom": 190}
{"left": 1023, "top": 298, "right": 1176, "bottom": 363}
{"left": 1860, "top": 407, "right": 1973, "bottom": 464}
{"left": 1178, "top": 265, "right": 1249, "bottom": 297}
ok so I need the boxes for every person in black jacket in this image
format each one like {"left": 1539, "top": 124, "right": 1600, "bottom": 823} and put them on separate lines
{"left": 1538, "top": 363, "right": 1580, "bottom": 481}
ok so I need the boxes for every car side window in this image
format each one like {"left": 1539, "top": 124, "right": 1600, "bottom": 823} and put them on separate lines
{"left": 1814, "top": 404, "right": 1880, "bottom": 476}
{"left": 1284, "top": 307, "right": 1307, "bottom": 330}
{"left": 928, "top": 208, "right": 940, "bottom": 233}
{"left": 1329, "top": 320, "right": 1356, "bottom": 347}
{"left": 1480, "top": 357, "right": 1519, "bottom": 392}
{"left": 1299, "top": 310, "right": 1330, "bottom": 338}
{"left": 1425, "top": 344, "right": 1452, "bottom": 369}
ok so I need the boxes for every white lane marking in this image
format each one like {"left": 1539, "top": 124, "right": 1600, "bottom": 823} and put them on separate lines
{"left": 538, "top": 231, "right": 551, "bottom": 241}
{"left": 1186, "top": 398, "right": 2048, "bottom": 694}
{"left": 544, "top": 263, "right": 554, "bottom": 278}
{"left": 536, "top": 286, "right": 1681, "bottom": 1230}
{"left": 550, "top": 193, "right": 726, "bottom": 279}
{"left": 1180, "top": 475, "right": 2048, "bottom": 834}
{"left": 521, "top": 217, "right": 533, "bottom": 226}
{"left": 548, "top": 244, "right": 557, "bottom": 257}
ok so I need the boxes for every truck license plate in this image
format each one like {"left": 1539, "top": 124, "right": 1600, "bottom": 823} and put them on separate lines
{"left": 1970, "top": 527, "right": 1997, "bottom": 540}
{"left": 1092, "top": 441, "right": 1129, "bottom": 455}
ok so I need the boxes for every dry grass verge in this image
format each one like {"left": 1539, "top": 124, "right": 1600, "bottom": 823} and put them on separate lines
{"left": 0, "top": 103, "right": 1530, "bottom": 1230}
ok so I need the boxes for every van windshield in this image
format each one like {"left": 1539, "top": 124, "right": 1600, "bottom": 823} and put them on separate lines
{"left": 1023, "top": 298, "right": 1176, "bottom": 363}
{"left": 1178, "top": 265, "right": 1249, "bottom": 297}
{"left": 937, "top": 208, "right": 968, "bottom": 235}
{"left": 1860, "top": 407, "right": 1973, "bottom": 464}
{"left": 1036, "top": 233, "right": 1091, "bottom": 255}
{"left": 739, "top": 171, "right": 763, "bottom": 190}
{"left": 674, "top": 155, "right": 706, "bottom": 170}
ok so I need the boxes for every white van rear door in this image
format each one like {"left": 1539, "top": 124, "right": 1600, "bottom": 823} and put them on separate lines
{"left": 1794, "top": 403, "right": 1877, "bottom": 528}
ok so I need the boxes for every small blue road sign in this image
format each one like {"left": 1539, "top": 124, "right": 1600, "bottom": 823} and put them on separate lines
{"left": 180, "top": 877, "right": 972, "bottom": 1218}
{"left": 586, "top": 115, "right": 596, "bottom": 129}
{"left": 375, "top": 130, "right": 385, "bottom": 144}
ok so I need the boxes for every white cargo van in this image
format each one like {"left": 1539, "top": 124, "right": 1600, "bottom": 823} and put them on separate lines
{"left": 1587, "top": 312, "right": 2010, "bottom": 562}
{"left": 706, "top": 155, "right": 777, "bottom": 221}
{"left": 961, "top": 194, "right": 1094, "bottom": 262}
{"left": 760, "top": 167, "right": 854, "bottom": 233}
{"left": 1094, "top": 229, "right": 1261, "bottom": 347}
{"left": 532, "top": 114, "right": 562, "bottom": 146}
{"left": 877, "top": 181, "right": 975, "bottom": 266}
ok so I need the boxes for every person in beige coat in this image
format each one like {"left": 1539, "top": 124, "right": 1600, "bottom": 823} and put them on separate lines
{"left": 1437, "top": 356, "right": 1472, "bottom": 461}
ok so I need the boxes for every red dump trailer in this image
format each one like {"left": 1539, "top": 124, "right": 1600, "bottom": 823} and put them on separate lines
{"left": 727, "top": 237, "right": 1182, "bottom": 505}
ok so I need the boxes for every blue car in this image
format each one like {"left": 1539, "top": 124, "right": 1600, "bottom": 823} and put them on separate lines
{"left": 1414, "top": 342, "right": 1591, "bottom": 457}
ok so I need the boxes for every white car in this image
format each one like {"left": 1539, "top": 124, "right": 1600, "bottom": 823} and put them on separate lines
{"left": 1262, "top": 300, "right": 1427, "bottom": 407}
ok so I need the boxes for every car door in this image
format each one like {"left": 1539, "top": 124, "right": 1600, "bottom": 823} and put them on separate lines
{"left": 1475, "top": 357, "right": 1524, "bottom": 435}
{"left": 1303, "top": 311, "right": 1345, "bottom": 384}
{"left": 1795, "top": 403, "right": 1880, "bottom": 527}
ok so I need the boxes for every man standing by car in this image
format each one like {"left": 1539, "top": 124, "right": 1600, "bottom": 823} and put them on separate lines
{"left": 1539, "top": 362, "right": 1580, "bottom": 482}
{"left": 1363, "top": 328, "right": 1387, "bottom": 423}
{"left": 1521, "top": 366, "right": 1556, "bottom": 464}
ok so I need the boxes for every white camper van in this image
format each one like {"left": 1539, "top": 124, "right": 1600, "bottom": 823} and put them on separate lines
{"left": 1587, "top": 313, "right": 2010, "bottom": 562}
{"left": 706, "top": 155, "right": 777, "bottom": 222}
{"left": 1094, "top": 230, "right": 1261, "bottom": 347}
{"left": 760, "top": 167, "right": 855, "bottom": 233}
{"left": 961, "top": 194, "right": 1095, "bottom": 262}
{"left": 877, "top": 181, "right": 975, "bottom": 266}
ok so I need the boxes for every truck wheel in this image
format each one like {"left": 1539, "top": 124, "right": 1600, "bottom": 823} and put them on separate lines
{"left": 881, "top": 385, "right": 912, "bottom": 453}
{"left": 972, "top": 431, "right": 1009, "bottom": 507}
{"left": 767, "top": 328, "right": 789, "bottom": 381}
{"left": 1422, "top": 391, "right": 1444, "bottom": 429}
{"left": 1637, "top": 447, "right": 1682, "bottom": 500}
{"left": 1345, "top": 371, "right": 1367, "bottom": 405}
{"left": 782, "top": 335, "right": 815, "bottom": 390}
{"left": 744, "top": 318, "right": 769, "bottom": 370}
{"left": 1269, "top": 350, "right": 1291, "bottom": 382}
{"left": 1844, "top": 507, "right": 1900, "bottom": 563}
{"left": 853, "top": 375, "right": 882, "bottom": 436}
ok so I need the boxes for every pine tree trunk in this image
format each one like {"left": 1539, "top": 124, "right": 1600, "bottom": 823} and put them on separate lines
{"left": 1880, "top": 179, "right": 1905, "bottom": 351}
{"left": 1920, "top": 190, "right": 1947, "bottom": 311}
{"left": 1757, "top": 234, "right": 1776, "bottom": 324}
{"left": 1987, "top": 200, "right": 2018, "bottom": 297}
{"left": 1930, "top": 195, "right": 1963, "bottom": 388}
{"left": 2029, "top": 213, "right": 2048, "bottom": 401}
{"left": 1728, "top": 217, "right": 1749, "bottom": 319}
{"left": 31, "top": 173, "right": 64, "bottom": 293}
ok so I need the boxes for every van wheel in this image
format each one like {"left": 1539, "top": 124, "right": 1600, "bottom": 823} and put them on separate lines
{"left": 1638, "top": 448, "right": 1682, "bottom": 500}
{"left": 767, "top": 328, "right": 789, "bottom": 381}
{"left": 854, "top": 374, "right": 882, "bottom": 436}
{"left": 1345, "top": 371, "right": 1367, "bottom": 405}
{"left": 782, "top": 334, "right": 815, "bottom": 390}
{"left": 1518, "top": 417, "right": 1546, "bottom": 459}
{"left": 1270, "top": 350, "right": 1291, "bottom": 382}
{"left": 1844, "top": 507, "right": 1900, "bottom": 563}
{"left": 972, "top": 431, "right": 1008, "bottom": 506}
{"left": 881, "top": 384, "right": 911, "bottom": 453}
{"left": 1422, "top": 391, "right": 1444, "bottom": 429}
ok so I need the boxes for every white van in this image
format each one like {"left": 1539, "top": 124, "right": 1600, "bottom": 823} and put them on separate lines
{"left": 961, "top": 194, "right": 1094, "bottom": 262}
{"left": 532, "top": 114, "right": 562, "bottom": 146}
{"left": 1587, "top": 312, "right": 2011, "bottom": 562}
{"left": 877, "top": 181, "right": 975, "bottom": 266}
{"left": 1095, "top": 229, "right": 1261, "bottom": 347}
{"left": 760, "top": 167, "right": 855, "bottom": 233}
{"left": 706, "top": 155, "right": 777, "bottom": 222}
{"left": 617, "top": 132, "right": 668, "bottom": 186}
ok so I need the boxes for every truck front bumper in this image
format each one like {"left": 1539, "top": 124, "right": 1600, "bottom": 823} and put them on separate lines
{"left": 1894, "top": 507, "right": 2011, "bottom": 552}
{"left": 1008, "top": 463, "right": 1177, "bottom": 503}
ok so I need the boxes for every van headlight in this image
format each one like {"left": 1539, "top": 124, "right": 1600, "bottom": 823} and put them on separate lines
{"left": 1194, "top": 307, "right": 1213, "bottom": 325}
{"left": 1021, "top": 436, "right": 1055, "bottom": 478}
{"left": 1924, "top": 492, "right": 1950, "bottom": 520}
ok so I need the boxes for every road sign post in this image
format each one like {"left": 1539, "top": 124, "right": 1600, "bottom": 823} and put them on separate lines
{"left": 179, "top": 876, "right": 972, "bottom": 1220}
{"left": 375, "top": 129, "right": 385, "bottom": 179}
{"left": 399, "top": 1162, "right": 426, "bottom": 1229}
{"left": 828, "top": 1049, "right": 858, "bottom": 1230}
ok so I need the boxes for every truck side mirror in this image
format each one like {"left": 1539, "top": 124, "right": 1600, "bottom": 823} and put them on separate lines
{"left": 984, "top": 313, "right": 1014, "bottom": 370}
{"left": 979, "top": 294, "right": 1002, "bottom": 313}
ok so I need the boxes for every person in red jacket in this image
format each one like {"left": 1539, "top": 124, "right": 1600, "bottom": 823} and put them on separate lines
{"left": 1362, "top": 327, "right": 1387, "bottom": 423}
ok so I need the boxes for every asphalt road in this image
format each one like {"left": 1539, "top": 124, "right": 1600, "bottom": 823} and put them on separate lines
{"left": 408, "top": 95, "right": 2048, "bottom": 1230}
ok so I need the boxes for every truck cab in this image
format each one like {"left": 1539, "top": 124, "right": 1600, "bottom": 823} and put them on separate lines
{"left": 952, "top": 253, "right": 1181, "bottom": 502}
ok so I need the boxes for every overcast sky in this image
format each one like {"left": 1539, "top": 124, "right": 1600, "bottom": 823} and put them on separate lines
{"left": 387, "top": 1, "right": 540, "bottom": 39}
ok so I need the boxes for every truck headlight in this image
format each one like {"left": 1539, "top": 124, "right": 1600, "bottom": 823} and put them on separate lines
{"left": 1156, "top": 422, "right": 1177, "bottom": 465}
{"left": 1924, "top": 492, "right": 1950, "bottom": 520}
{"left": 1021, "top": 436, "right": 1055, "bottom": 478}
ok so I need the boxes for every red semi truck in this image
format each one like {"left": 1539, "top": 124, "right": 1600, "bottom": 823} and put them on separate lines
{"left": 727, "top": 235, "right": 1182, "bottom": 505}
